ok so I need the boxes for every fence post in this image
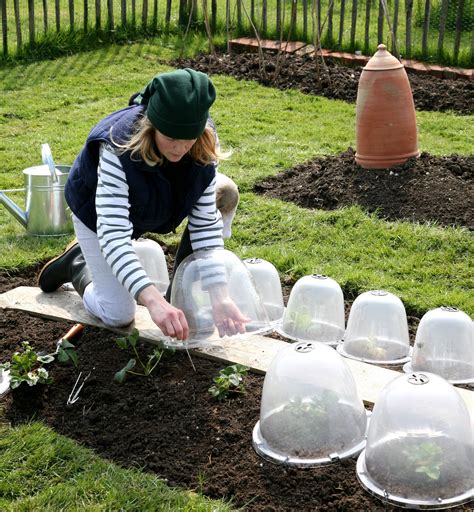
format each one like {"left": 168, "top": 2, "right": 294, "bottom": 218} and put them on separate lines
{"left": 453, "top": 0, "right": 465, "bottom": 64}
{"left": 236, "top": 0, "right": 241, "bottom": 28}
{"left": 165, "top": 0, "right": 171, "bottom": 30}
{"left": 69, "top": 0, "right": 75, "bottom": 29}
{"left": 364, "top": 0, "right": 370, "bottom": 51}
{"left": 262, "top": 0, "right": 267, "bottom": 35}
{"left": 393, "top": 0, "right": 399, "bottom": 40}
{"left": 350, "top": 0, "right": 357, "bottom": 49}
{"left": 338, "top": 0, "right": 345, "bottom": 47}
{"left": 55, "top": 0, "right": 60, "bottom": 31}
{"left": 121, "top": 0, "right": 126, "bottom": 26}
{"left": 377, "top": 0, "right": 383, "bottom": 44}
{"left": 142, "top": 0, "right": 147, "bottom": 30}
{"left": 108, "top": 0, "right": 114, "bottom": 30}
{"left": 14, "top": 0, "right": 22, "bottom": 48}
{"left": 179, "top": 0, "right": 186, "bottom": 26}
{"left": 96, "top": 0, "right": 101, "bottom": 29}
{"left": 276, "top": 0, "right": 281, "bottom": 36}
{"left": 28, "top": 0, "right": 35, "bottom": 43}
{"left": 152, "top": 0, "right": 157, "bottom": 31}
{"left": 421, "top": 0, "right": 430, "bottom": 56}
{"left": 84, "top": 0, "right": 88, "bottom": 31}
{"left": 43, "top": 0, "right": 48, "bottom": 31}
{"left": 316, "top": 0, "right": 321, "bottom": 38}
{"left": 405, "top": 0, "right": 413, "bottom": 57}
{"left": 327, "top": 0, "right": 333, "bottom": 42}
{"left": 302, "top": 0, "right": 308, "bottom": 40}
{"left": 290, "top": 0, "right": 297, "bottom": 40}
{"left": 436, "top": 0, "right": 448, "bottom": 59}
{"left": 212, "top": 0, "right": 218, "bottom": 32}
{"left": 1, "top": 0, "right": 7, "bottom": 56}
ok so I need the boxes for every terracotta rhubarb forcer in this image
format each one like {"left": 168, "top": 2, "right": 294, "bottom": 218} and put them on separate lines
{"left": 355, "top": 44, "right": 419, "bottom": 169}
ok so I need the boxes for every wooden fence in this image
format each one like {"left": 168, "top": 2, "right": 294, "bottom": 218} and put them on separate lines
{"left": 1, "top": 0, "right": 473, "bottom": 65}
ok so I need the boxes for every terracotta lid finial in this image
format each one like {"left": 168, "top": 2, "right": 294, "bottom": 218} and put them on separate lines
{"left": 364, "top": 43, "right": 403, "bottom": 71}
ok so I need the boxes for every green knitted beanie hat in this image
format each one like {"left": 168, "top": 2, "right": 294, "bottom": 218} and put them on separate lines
{"left": 145, "top": 68, "right": 216, "bottom": 139}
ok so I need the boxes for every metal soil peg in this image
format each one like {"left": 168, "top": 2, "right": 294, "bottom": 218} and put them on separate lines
{"left": 355, "top": 44, "right": 419, "bottom": 169}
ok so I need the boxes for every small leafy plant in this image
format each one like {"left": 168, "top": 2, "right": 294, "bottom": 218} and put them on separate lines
{"left": 0, "top": 341, "right": 54, "bottom": 389}
{"left": 208, "top": 364, "right": 249, "bottom": 401}
{"left": 114, "top": 328, "right": 167, "bottom": 383}
{"left": 56, "top": 338, "right": 79, "bottom": 367}
{"left": 402, "top": 442, "right": 444, "bottom": 480}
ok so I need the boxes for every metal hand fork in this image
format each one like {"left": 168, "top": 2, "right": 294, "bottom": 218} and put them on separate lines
{"left": 66, "top": 369, "right": 92, "bottom": 407}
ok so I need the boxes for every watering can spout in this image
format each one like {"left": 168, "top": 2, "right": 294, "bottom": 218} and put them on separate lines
{"left": 0, "top": 191, "right": 28, "bottom": 228}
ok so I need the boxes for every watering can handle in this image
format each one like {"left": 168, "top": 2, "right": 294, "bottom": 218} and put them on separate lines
{"left": 41, "top": 143, "right": 59, "bottom": 183}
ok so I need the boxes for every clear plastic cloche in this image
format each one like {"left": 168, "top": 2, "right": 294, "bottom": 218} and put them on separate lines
{"left": 337, "top": 290, "right": 410, "bottom": 364}
{"left": 132, "top": 238, "right": 170, "bottom": 295}
{"left": 357, "top": 372, "right": 474, "bottom": 509}
{"left": 243, "top": 258, "right": 284, "bottom": 325}
{"left": 404, "top": 307, "right": 474, "bottom": 385}
{"left": 169, "top": 248, "right": 270, "bottom": 348}
{"left": 275, "top": 274, "right": 345, "bottom": 345}
{"left": 253, "top": 341, "right": 369, "bottom": 466}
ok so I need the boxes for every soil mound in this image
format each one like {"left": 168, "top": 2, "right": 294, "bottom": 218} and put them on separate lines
{"left": 254, "top": 149, "right": 474, "bottom": 230}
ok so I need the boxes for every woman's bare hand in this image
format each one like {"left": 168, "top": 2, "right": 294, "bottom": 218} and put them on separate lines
{"left": 209, "top": 285, "right": 251, "bottom": 337}
{"left": 138, "top": 285, "right": 189, "bottom": 340}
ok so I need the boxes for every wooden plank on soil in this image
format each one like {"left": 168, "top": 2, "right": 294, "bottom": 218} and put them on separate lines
{"left": 1, "top": 286, "right": 473, "bottom": 419}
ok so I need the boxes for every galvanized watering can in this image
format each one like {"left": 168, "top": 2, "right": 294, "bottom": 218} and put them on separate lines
{"left": 0, "top": 144, "right": 73, "bottom": 236}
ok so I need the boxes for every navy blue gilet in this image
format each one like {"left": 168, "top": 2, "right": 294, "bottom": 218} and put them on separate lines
{"left": 64, "top": 105, "right": 216, "bottom": 239}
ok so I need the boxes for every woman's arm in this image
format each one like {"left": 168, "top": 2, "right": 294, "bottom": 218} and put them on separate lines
{"left": 96, "top": 144, "right": 189, "bottom": 340}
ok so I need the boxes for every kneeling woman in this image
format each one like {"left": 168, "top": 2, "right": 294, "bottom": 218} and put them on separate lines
{"left": 39, "top": 68, "right": 248, "bottom": 341}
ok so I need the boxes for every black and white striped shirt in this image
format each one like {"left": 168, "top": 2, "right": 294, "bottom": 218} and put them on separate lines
{"left": 96, "top": 144, "right": 224, "bottom": 299}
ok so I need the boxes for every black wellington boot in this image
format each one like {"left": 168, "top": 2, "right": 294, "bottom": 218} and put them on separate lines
{"left": 70, "top": 253, "right": 92, "bottom": 297}
{"left": 38, "top": 241, "right": 92, "bottom": 296}
{"left": 38, "top": 241, "right": 82, "bottom": 293}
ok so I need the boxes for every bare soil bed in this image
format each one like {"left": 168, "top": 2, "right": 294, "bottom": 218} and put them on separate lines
{"left": 1, "top": 55, "right": 473, "bottom": 510}
{"left": 172, "top": 51, "right": 474, "bottom": 116}
{"left": 0, "top": 267, "right": 472, "bottom": 511}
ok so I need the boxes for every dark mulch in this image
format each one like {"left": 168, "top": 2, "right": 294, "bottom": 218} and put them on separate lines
{"left": 172, "top": 51, "right": 474, "bottom": 116}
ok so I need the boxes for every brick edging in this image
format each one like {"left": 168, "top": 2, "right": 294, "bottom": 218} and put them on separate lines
{"left": 228, "top": 38, "right": 473, "bottom": 81}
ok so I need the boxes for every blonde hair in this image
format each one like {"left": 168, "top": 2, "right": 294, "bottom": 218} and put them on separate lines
{"left": 113, "top": 116, "right": 230, "bottom": 167}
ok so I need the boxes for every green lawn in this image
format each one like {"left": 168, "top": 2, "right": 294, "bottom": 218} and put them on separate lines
{"left": 0, "top": 39, "right": 473, "bottom": 510}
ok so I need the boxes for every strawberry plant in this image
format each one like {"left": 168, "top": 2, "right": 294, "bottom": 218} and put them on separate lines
{"left": 208, "top": 364, "right": 250, "bottom": 400}
{"left": 0, "top": 341, "right": 54, "bottom": 389}
{"left": 114, "top": 328, "right": 170, "bottom": 383}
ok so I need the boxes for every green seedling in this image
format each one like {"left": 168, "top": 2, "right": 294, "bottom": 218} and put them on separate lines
{"left": 114, "top": 328, "right": 167, "bottom": 383}
{"left": 208, "top": 364, "right": 249, "bottom": 401}
{"left": 285, "top": 389, "right": 339, "bottom": 420}
{"left": 0, "top": 341, "right": 54, "bottom": 389}
{"left": 403, "top": 442, "right": 444, "bottom": 480}
{"left": 56, "top": 339, "right": 79, "bottom": 367}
